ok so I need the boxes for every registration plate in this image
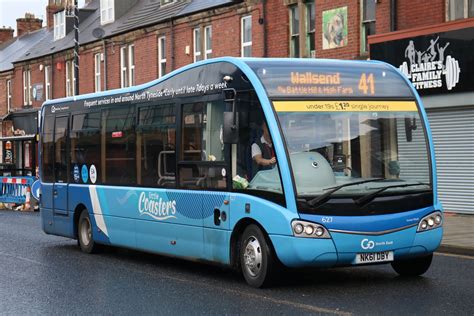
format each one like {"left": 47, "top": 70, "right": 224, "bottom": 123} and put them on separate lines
{"left": 355, "top": 251, "right": 394, "bottom": 264}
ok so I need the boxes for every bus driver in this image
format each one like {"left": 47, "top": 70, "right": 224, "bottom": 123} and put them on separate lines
{"left": 251, "top": 121, "right": 277, "bottom": 171}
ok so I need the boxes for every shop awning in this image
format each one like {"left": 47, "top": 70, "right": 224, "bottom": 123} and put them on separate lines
{"left": 0, "top": 108, "right": 39, "bottom": 135}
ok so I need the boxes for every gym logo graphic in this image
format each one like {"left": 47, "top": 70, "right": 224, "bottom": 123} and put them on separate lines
{"left": 399, "top": 36, "right": 460, "bottom": 91}
{"left": 138, "top": 191, "right": 177, "bottom": 221}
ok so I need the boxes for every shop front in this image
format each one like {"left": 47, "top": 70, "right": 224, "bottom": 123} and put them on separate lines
{"left": 369, "top": 19, "right": 474, "bottom": 214}
{"left": 0, "top": 108, "right": 39, "bottom": 177}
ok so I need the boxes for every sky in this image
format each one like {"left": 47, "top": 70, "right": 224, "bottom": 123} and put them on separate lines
{"left": 0, "top": 0, "right": 85, "bottom": 36}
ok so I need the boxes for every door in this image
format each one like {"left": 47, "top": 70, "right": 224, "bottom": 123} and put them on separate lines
{"left": 53, "top": 115, "right": 69, "bottom": 216}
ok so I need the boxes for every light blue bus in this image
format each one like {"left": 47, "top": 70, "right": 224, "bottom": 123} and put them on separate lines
{"left": 40, "top": 57, "right": 443, "bottom": 287}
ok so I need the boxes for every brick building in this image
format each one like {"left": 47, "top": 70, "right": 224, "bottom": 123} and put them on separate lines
{"left": 0, "top": 0, "right": 472, "bottom": 212}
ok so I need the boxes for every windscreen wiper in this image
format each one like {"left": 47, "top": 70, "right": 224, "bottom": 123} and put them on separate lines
{"left": 306, "top": 178, "right": 385, "bottom": 208}
{"left": 354, "top": 182, "right": 431, "bottom": 207}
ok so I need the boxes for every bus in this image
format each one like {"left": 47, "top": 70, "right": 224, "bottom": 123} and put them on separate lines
{"left": 40, "top": 57, "right": 443, "bottom": 287}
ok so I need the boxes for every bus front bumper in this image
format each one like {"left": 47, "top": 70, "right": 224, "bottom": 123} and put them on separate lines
{"left": 269, "top": 226, "right": 443, "bottom": 268}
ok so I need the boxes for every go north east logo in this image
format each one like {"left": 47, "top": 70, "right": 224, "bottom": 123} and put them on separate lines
{"left": 138, "top": 192, "right": 177, "bottom": 220}
{"left": 399, "top": 36, "right": 460, "bottom": 91}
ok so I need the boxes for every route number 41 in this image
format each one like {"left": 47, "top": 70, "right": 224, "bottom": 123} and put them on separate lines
{"left": 359, "top": 73, "right": 375, "bottom": 95}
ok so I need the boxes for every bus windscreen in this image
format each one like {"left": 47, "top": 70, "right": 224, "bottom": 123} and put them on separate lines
{"left": 245, "top": 60, "right": 414, "bottom": 99}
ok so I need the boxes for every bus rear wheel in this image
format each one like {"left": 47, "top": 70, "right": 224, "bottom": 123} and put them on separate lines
{"left": 240, "top": 224, "right": 277, "bottom": 288}
{"left": 391, "top": 254, "right": 433, "bottom": 276}
{"left": 78, "top": 209, "right": 100, "bottom": 254}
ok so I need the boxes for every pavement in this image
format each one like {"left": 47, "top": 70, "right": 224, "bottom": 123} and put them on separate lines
{"left": 1, "top": 207, "right": 473, "bottom": 256}
{"left": 438, "top": 212, "right": 474, "bottom": 256}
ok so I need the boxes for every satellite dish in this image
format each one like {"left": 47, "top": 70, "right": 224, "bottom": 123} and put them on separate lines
{"left": 92, "top": 27, "right": 105, "bottom": 39}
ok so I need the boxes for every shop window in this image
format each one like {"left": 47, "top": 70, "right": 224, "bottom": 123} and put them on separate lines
{"left": 103, "top": 105, "right": 136, "bottom": 185}
{"left": 361, "top": 0, "right": 376, "bottom": 54}
{"left": 447, "top": 0, "right": 474, "bottom": 20}
{"left": 70, "top": 112, "right": 101, "bottom": 184}
{"left": 241, "top": 16, "right": 252, "bottom": 57}
{"left": 179, "top": 101, "right": 227, "bottom": 189}
{"left": 138, "top": 103, "right": 176, "bottom": 187}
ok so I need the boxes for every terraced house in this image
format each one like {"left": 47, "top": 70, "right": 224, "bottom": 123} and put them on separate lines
{"left": 0, "top": 0, "right": 472, "bottom": 214}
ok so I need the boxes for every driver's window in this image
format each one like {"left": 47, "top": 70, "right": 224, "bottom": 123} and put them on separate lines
{"left": 233, "top": 91, "right": 283, "bottom": 199}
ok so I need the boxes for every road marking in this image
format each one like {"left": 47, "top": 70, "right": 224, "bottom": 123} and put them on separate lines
{"left": 0, "top": 251, "right": 52, "bottom": 267}
{"left": 435, "top": 252, "right": 474, "bottom": 260}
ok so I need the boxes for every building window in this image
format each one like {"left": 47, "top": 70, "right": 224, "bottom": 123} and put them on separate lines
{"left": 23, "top": 70, "right": 31, "bottom": 106}
{"left": 54, "top": 10, "right": 65, "bottom": 40}
{"left": 100, "top": 0, "right": 115, "bottom": 25}
{"left": 120, "top": 45, "right": 135, "bottom": 88}
{"left": 289, "top": 6, "right": 299, "bottom": 57}
{"left": 94, "top": 53, "right": 101, "bottom": 92}
{"left": 66, "top": 60, "right": 76, "bottom": 97}
{"left": 306, "top": 1, "right": 315, "bottom": 57}
{"left": 204, "top": 26, "right": 212, "bottom": 59}
{"left": 45, "top": 66, "right": 51, "bottom": 100}
{"left": 361, "top": 0, "right": 376, "bottom": 54}
{"left": 6, "top": 80, "right": 12, "bottom": 112}
{"left": 193, "top": 28, "right": 202, "bottom": 62}
{"left": 241, "top": 16, "right": 252, "bottom": 57}
{"left": 158, "top": 36, "right": 167, "bottom": 78}
{"left": 447, "top": 0, "right": 474, "bottom": 20}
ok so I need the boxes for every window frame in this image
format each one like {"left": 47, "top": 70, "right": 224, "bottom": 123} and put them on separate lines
{"left": 6, "top": 79, "right": 12, "bottom": 112}
{"left": 289, "top": 5, "right": 300, "bottom": 58}
{"left": 120, "top": 46, "right": 128, "bottom": 88}
{"left": 241, "top": 15, "right": 252, "bottom": 57}
{"left": 54, "top": 10, "right": 65, "bottom": 41}
{"left": 193, "top": 28, "right": 202, "bottom": 62}
{"left": 446, "top": 0, "right": 474, "bottom": 20}
{"left": 204, "top": 25, "right": 212, "bottom": 59}
{"left": 45, "top": 66, "right": 51, "bottom": 100}
{"left": 361, "top": 0, "right": 376, "bottom": 54}
{"left": 128, "top": 45, "right": 135, "bottom": 86}
{"left": 305, "top": 1, "right": 315, "bottom": 58}
{"left": 100, "top": 0, "right": 115, "bottom": 25}
{"left": 158, "top": 36, "right": 167, "bottom": 78}
{"left": 23, "top": 69, "right": 32, "bottom": 106}
{"left": 94, "top": 53, "right": 102, "bottom": 92}
{"left": 65, "top": 60, "right": 76, "bottom": 97}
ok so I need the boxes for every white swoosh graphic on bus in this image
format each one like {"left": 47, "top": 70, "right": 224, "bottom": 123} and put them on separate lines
{"left": 117, "top": 190, "right": 138, "bottom": 205}
{"left": 140, "top": 212, "right": 177, "bottom": 221}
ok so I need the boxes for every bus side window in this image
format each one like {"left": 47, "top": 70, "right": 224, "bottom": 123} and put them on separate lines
{"left": 179, "top": 100, "right": 227, "bottom": 190}
{"left": 41, "top": 115, "right": 55, "bottom": 183}
{"left": 54, "top": 116, "right": 69, "bottom": 183}
{"left": 138, "top": 103, "right": 176, "bottom": 187}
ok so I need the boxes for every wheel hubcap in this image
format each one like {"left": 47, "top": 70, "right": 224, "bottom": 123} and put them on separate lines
{"left": 243, "top": 236, "right": 262, "bottom": 277}
{"left": 80, "top": 217, "right": 92, "bottom": 246}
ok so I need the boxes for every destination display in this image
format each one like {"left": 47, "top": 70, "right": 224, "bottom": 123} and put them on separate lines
{"left": 246, "top": 60, "right": 414, "bottom": 98}
{"left": 273, "top": 100, "right": 419, "bottom": 112}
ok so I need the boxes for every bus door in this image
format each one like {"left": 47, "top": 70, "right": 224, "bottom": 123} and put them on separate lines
{"left": 179, "top": 100, "right": 231, "bottom": 262}
{"left": 52, "top": 115, "right": 70, "bottom": 218}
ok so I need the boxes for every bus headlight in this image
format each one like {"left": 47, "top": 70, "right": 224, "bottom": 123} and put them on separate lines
{"left": 417, "top": 211, "right": 443, "bottom": 232}
{"left": 292, "top": 220, "right": 331, "bottom": 239}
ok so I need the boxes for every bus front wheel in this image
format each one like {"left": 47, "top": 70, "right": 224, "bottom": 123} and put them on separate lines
{"left": 78, "top": 209, "right": 100, "bottom": 254}
{"left": 240, "top": 224, "right": 277, "bottom": 288}
{"left": 391, "top": 254, "right": 433, "bottom": 276}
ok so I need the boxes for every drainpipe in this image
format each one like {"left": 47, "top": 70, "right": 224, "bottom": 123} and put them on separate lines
{"left": 262, "top": 0, "right": 267, "bottom": 57}
{"left": 390, "top": 0, "right": 397, "bottom": 32}
{"left": 103, "top": 39, "right": 107, "bottom": 90}
{"left": 170, "top": 18, "right": 175, "bottom": 71}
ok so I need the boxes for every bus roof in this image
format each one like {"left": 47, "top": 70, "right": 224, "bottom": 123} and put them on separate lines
{"left": 42, "top": 57, "right": 414, "bottom": 112}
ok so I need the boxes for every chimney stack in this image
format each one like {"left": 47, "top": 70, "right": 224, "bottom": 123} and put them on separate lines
{"left": 16, "top": 13, "right": 43, "bottom": 37}
{"left": 0, "top": 27, "right": 14, "bottom": 43}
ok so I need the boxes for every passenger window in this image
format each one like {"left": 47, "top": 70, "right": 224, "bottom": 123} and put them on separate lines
{"left": 41, "top": 115, "right": 55, "bottom": 183}
{"left": 138, "top": 104, "right": 176, "bottom": 187}
{"left": 103, "top": 106, "right": 136, "bottom": 185}
{"left": 54, "top": 116, "right": 69, "bottom": 183}
{"left": 179, "top": 101, "right": 227, "bottom": 189}
{"left": 70, "top": 112, "right": 101, "bottom": 184}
